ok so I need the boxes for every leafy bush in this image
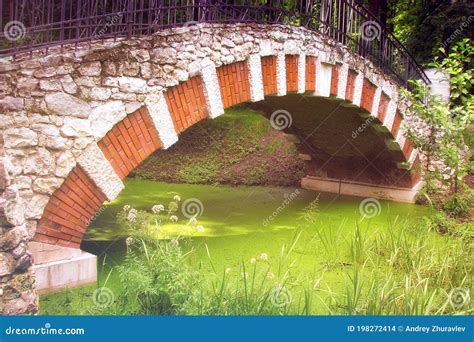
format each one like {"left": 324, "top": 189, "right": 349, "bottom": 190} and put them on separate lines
{"left": 401, "top": 39, "right": 473, "bottom": 197}
{"left": 114, "top": 196, "right": 203, "bottom": 314}
{"left": 423, "top": 212, "right": 456, "bottom": 235}
{"left": 116, "top": 238, "right": 198, "bottom": 315}
{"left": 442, "top": 192, "right": 472, "bottom": 218}
{"left": 113, "top": 197, "right": 304, "bottom": 315}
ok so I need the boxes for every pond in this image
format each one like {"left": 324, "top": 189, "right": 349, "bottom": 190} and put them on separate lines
{"left": 41, "top": 178, "right": 451, "bottom": 315}
{"left": 84, "top": 177, "right": 432, "bottom": 272}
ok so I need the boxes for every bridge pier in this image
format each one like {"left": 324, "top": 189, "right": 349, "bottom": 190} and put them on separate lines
{"left": 30, "top": 242, "right": 96, "bottom": 294}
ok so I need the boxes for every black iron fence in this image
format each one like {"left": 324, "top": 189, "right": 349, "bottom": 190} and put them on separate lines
{"left": 0, "top": 0, "right": 430, "bottom": 88}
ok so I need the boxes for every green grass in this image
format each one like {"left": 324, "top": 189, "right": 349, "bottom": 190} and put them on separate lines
{"left": 131, "top": 107, "right": 304, "bottom": 186}
{"left": 177, "top": 159, "right": 220, "bottom": 184}
{"left": 38, "top": 180, "right": 472, "bottom": 315}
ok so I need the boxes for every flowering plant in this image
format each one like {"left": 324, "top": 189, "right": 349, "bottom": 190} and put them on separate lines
{"left": 117, "top": 195, "right": 205, "bottom": 241}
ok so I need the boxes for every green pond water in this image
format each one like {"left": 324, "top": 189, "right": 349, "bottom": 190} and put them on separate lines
{"left": 41, "top": 178, "right": 443, "bottom": 314}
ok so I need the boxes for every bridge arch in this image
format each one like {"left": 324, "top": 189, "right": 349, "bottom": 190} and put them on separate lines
{"left": 0, "top": 24, "right": 422, "bottom": 248}
{"left": 0, "top": 0, "right": 440, "bottom": 313}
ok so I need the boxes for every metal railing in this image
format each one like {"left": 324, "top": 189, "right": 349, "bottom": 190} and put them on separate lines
{"left": 0, "top": 0, "right": 430, "bottom": 88}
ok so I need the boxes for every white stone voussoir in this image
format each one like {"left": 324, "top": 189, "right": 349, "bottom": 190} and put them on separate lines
{"left": 276, "top": 52, "right": 287, "bottom": 96}
{"left": 408, "top": 149, "right": 418, "bottom": 166}
{"left": 89, "top": 101, "right": 127, "bottom": 140}
{"left": 199, "top": 62, "right": 224, "bottom": 118}
{"left": 337, "top": 63, "right": 349, "bottom": 99}
{"left": 247, "top": 54, "right": 265, "bottom": 102}
{"left": 396, "top": 124, "right": 406, "bottom": 148}
{"left": 371, "top": 87, "right": 382, "bottom": 117}
{"left": 297, "top": 53, "right": 306, "bottom": 94}
{"left": 352, "top": 72, "right": 364, "bottom": 107}
{"left": 315, "top": 61, "right": 332, "bottom": 97}
{"left": 259, "top": 40, "right": 273, "bottom": 56}
{"left": 383, "top": 100, "right": 397, "bottom": 133}
{"left": 144, "top": 93, "right": 179, "bottom": 149}
{"left": 76, "top": 143, "right": 124, "bottom": 201}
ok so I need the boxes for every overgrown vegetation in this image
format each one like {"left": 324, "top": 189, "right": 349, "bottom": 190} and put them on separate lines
{"left": 41, "top": 195, "right": 473, "bottom": 315}
{"left": 402, "top": 39, "right": 473, "bottom": 218}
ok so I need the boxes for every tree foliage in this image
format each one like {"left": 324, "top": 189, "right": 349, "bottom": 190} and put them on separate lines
{"left": 388, "top": 0, "right": 474, "bottom": 64}
{"left": 401, "top": 39, "right": 473, "bottom": 202}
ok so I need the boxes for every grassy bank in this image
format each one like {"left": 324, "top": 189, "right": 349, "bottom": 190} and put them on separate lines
{"left": 132, "top": 107, "right": 305, "bottom": 186}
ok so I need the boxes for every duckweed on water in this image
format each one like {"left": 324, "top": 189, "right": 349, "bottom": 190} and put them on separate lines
{"left": 39, "top": 181, "right": 472, "bottom": 315}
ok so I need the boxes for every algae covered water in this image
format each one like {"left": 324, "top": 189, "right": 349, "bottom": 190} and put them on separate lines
{"left": 85, "top": 178, "right": 428, "bottom": 240}
{"left": 41, "top": 179, "right": 446, "bottom": 315}
{"left": 83, "top": 178, "right": 430, "bottom": 271}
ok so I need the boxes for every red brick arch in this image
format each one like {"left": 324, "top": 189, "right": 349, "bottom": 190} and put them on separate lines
{"left": 34, "top": 56, "right": 419, "bottom": 248}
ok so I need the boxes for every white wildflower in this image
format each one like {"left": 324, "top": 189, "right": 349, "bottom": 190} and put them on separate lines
{"left": 250, "top": 258, "right": 256, "bottom": 265}
{"left": 125, "top": 237, "right": 134, "bottom": 246}
{"left": 196, "top": 225, "right": 204, "bottom": 232}
{"left": 152, "top": 204, "right": 165, "bottom": 213}
{"left": 173, "top": 195, "right": 181, "bottom": 202}
{"left": 259, "top": 253, "right": 268, "bottom": 261}
{"left": 127, "top": 211, "right": 137, "bottom": 222}
{"left": 170, "top": 215, "right": 178, "bottom": 223}
{"left": 189, "top": 217, "right": 197, "bottom": 225}
{"left": 123, "top": 205, "right": 131, "bottom": 212}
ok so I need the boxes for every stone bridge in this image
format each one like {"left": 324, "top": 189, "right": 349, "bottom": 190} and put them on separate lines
{"left": 0, "top": 17, "right": 431, "bottom": 313}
